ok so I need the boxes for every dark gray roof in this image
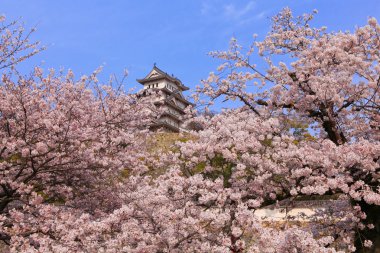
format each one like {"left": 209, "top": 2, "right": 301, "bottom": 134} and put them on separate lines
{"left": 137, "top": 65, "right": 190, "bottom": 91}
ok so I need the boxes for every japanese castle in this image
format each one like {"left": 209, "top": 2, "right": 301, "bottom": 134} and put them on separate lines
{"left": 137, "top": 65, "right": 194, "bottom": 132}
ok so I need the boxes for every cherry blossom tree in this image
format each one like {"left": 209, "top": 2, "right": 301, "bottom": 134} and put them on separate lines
{"left": 5, "top": 169, "right": 343, "bottom": 253}
{"left": 0, "top": 66, "right": 159, "bottom": 247}
{"left": 0, "top": 16, "right": 164, "bottom": 252}
{"left": 6, "top": 109, "right": 356, "bottom": 252}
{"left": 0, "top": 15, "right": 44, "bottom": 70}
{"left": 2, "top": 8, "right": 380, "bottom": 253}
{"left": 179, "top": 109, "right": 364, "bottom": 251}
{"left": 193, "top": 8, "right": 380, "bottom": 252}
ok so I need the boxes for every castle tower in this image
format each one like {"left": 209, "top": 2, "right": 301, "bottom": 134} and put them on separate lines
{"left": 137, "top": 65, "right": 193, "bottom": 132}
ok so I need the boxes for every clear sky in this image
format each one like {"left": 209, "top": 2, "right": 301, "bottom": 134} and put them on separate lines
{"left": 2, "top": 0, "right": 380, "bottom": 98}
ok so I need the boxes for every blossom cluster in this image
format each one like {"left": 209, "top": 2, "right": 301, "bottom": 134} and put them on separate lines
{"left": 1, "top": 8, "right": 379, "bottom": 253}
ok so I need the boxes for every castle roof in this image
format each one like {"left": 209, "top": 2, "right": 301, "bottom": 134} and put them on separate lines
{"left": 137, "top": 65, "right": 190, "bottom": 91}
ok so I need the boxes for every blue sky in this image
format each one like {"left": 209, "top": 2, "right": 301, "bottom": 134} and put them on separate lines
{"left": 2, "top": 0, "right": 380, "bottom": 99}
